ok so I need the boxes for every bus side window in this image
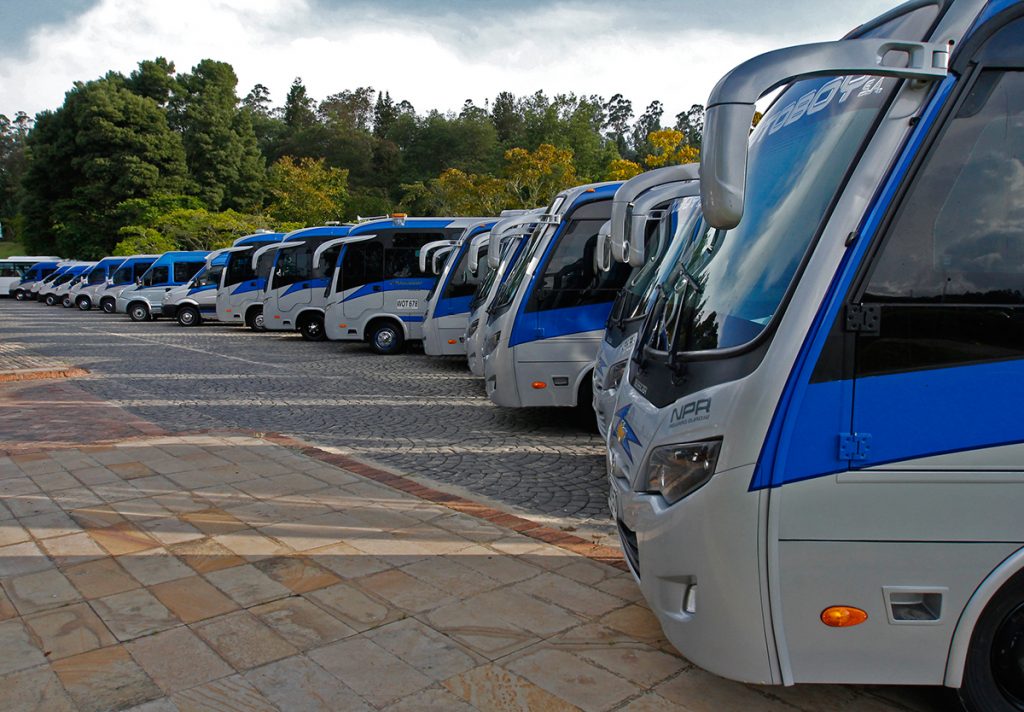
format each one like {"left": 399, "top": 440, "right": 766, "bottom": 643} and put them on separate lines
{"left": 384, "top": 247, "right": 419, "bottom": 278}
{"left": 0, "top": 262, "right": 18, "bottom": 278}
{"left": 174, "top": 262, "right": 203, "bottom": 283}
{"left": 340, "top": 241, "right": 384, "bottom": 291}
{"left": 316, "top": 246, "right": 342, "bottom": 281}
{"left": 859, "top": 68, "right": 1024, "bottom": 376}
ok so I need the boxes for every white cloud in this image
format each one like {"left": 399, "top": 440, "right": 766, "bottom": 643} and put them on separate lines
{"left": 0, "top": 0, "right": 896, "bottom": 120}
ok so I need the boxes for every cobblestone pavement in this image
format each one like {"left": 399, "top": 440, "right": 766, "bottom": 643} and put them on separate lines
{"left": 0, "top": 300, "right": 611, "bottom": 529}
{"left": 0, "top": 424, "right": 944, "bottom": 711}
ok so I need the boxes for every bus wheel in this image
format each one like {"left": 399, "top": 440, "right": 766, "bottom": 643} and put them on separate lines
{"left": 368, "top": 321, "right": 405, "bottom": 355}
{"left": 77, "top": 297, "right": 91, "bottom": 311}
{"left": 958, "top": 571, "right": 1024, "bottom": 712}
{"left": 13, "top": 290, "right": 25, "bottom": 301}
{"left": 101, "top": 297, "right": 116, "bottom": 314}
{"left": 128, "top": 303, "right": 150, "bottom": 322}
{"left": 62, "top": 296, "right": 73, "bottom": 308}
{"left": 177, "top": 305, "right": 201, "bottom": 327}
{"left": 299, "top": 314, "right": 326, "bottom": 341}
{"left": 246, "top": 307, "right": 265, "bottom": 331}
{"left": 44, "top": 294, "right": 58, "bottom": 306}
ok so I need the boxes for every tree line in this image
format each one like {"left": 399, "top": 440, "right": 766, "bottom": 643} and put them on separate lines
{"left": 0, "top": 56, "right": 705, "bottom": 258}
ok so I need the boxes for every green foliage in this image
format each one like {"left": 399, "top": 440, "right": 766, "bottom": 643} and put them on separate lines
{"left": 112, "top": 226, "right": 176, "bottom": 256}
{"left": 0, "top": 241, "right": 26, "bottom": 259}
{"left": 266, "top": 156, "right": 349, "bottom": 224}
{"left": 143, "top": 208, "right": 279, "bottom": 250}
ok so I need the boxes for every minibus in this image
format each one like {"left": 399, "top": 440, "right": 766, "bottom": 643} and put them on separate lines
{"left": 29, "top": 263, "right": 73, "bottom": 301}
{"left": 73, "top": 256, "right": 126, "bottom": 311}
{"left": 214, "top": 232, "right": 287, "bottom": 328}
{"left": 40, "top": 263, "right": 92, "bottom": 306}
{"left": 160, "top": 251, "right": 231, "bottom": 326}
{"left": 606, "top": 2, "right": 1024, "bottom": 710}
{"left": 96, "top": 255, "right": 159, "bottom": 314}
{"left": 0, "top": 256, "right": 61, "bottom": 297}
{"left": 8, "top": 260, "right": 61, "bottom": 300}
{"left": 322, "top": 216, "right": 489, "bottom": 353}
{"left": 481, "top": 181, "right": 623, "bottom": 409}
{"left": 116, "top": 251, "right": 209, "bottom": 321}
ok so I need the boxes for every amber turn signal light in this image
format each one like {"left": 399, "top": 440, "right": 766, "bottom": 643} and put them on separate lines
{"left": 531, "top": 381, "right": 547, "bottom": 389}
{"left": 821, "top": 606, "right": 868, "bottom": 627}
{"left": 448, "top": 339, "right": 458, "bottom": 344}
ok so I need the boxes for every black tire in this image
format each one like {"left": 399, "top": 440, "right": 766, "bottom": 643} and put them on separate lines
{"left": 299, "top": 313, "right": 326, "bottom": 341}
{"left": 368, "top": 321, "right": 405, "bottom": 355}
{"left": 44, "top": 294, "right": 57, "bottom": 306}
{"left": 62, "top": 296, "right": 72, "bottom": 308}
{"left": 101, "top": 297, "right": 116, "bottom": 314}
{"left": 13, "top": 290, "right": 25, "bottom": 301}
{"left": 128, "top": 302, "right": 150, "bottom": 322}
{"left": 246, "top": 307, "right": 265, "bottom": 331}
{"left": 77, "top": 297, "right": 91, "bottom": 311}
{"left": 176, "top": 305, "right": 201, "bottom": 327}
{"left": 958, "top": 571, "right": 1024, "bottom": 711}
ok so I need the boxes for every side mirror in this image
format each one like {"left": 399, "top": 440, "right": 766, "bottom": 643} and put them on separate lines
{"left": 701, "top": 38, "right": 949, "bottom": 229}
{"left": 595, "top": 221, "right": 613, "bottom": 273}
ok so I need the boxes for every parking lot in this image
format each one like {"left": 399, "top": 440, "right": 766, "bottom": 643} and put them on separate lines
{"left": 0, "top": 300, "right": 610, "bottom": 533}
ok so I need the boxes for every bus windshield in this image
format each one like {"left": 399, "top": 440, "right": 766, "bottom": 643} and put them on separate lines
{"left": 649, "top": 73, "right": 897, "bottom": 356}
{"left": 489, "top": 224, "right": 551, "bottom": 316}
{"left": 224, "top": 249, "right": 256, "bottom": 286}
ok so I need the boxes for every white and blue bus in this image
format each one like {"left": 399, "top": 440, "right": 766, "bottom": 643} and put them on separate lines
{"left": 116, "top": 251, "right": 209, "bottom": 321}
{"left": 160, "top": 251, "right": 231, "bottom": 326}
{"left": 591, "top": 166, "right": 701, "bottom": 436}
{"left": 96, "top": 255, "right": 159, "bottom": 314}
{"left": 607, "top": 2, "right": 1024, "bottom": 709}
{"left": 481, "top": 182, "right": 626, "bottom": 409}
{"left": 261, "top": 225, "right": 352, "bottom": 340}
{"left": 72, "top": 256, "right": 126, "bottom": 311}
{"left": 214, "top": 232, "right": 287, "bottom": 328}
{"left": 465, "top": 210, "right": 544, "bottom": 376}
{"left": 323, "top": 216, "right": 489, "bottom": 354}
{"left": 8, "top": 260, "right": 61, "bottom": 300}
{"left": 422, "top": 220, "right": 497, "bottom": 357}
{"left": 39, "top": 263, "right": 92, "bottom": 306}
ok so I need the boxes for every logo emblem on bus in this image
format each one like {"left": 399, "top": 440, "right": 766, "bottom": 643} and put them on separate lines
{"left": 614, "top": 405, "right": 642, "bottom": 463}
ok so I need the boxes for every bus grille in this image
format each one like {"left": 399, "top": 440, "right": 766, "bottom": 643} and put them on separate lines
{"left": 617, "top": 520, "right": 640, "bottom": 577}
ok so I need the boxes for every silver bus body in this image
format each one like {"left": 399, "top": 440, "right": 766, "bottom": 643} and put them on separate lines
{"left": 161, "top": 251, "right": 231, "bottom": 326}
{"left": 606, "top": 3, "right": 1024, "bottom": 709}
{"left": 116, "top": 251, "right": 210, "bottom": 321}
{"left": 214, "top": 233, "right": 288, "bottom": 328}
{"left": 95, "top": 255, "right": 159, "bottom": 314}
{"left": 2, "top": 257, "right": 62, "bottom": 299}
{"left": 73, "top": 256, "right": 126, "bottom": 310}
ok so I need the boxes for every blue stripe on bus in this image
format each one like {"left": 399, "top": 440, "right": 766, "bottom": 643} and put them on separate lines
{"left": 749, "top": 76, "right": 957, "bottom": 491}
{"left": 509, "top": 301, "right": 614, "bottom": 347}
{"left": 187, "top": 284, "right": 217, "bottom": 296}
{"left": 231, "top": 279, "right": 265, "bottom": 295}
{"left": 341, "top": 278, "right": 435, "bottom": 302}
{"left": 400, "top": 315, "right": 425, "bottom": 323}
{"left": 281, "top": 278, "right": 330, "bottom": 297}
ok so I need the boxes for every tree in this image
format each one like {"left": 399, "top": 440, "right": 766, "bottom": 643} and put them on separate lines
{"left": 242, "top": 84, "right": 272, "bottom": 116}
{"left": 644, "top": 129, "right": 700, "bottom": 168}
{"left": 20, "top": 76, "right": 190, "bottom": 256}
{"left": 266, "top": 155, "right": 348, "bottom": 224}
{"left": 372, "top": 91, "right": 399, "bottom": 138}
{"left": 632, "top": 100, "right": 663, "bottom": 158}
{"left": 319, "top": 87, "right": 375, "bottom": 132}
{"left": 112, "top": 225, "right": 177, "bottom": 256}
{"left": 603, "top": 94, "right": 634, "bottom": 158}
{"left": 674, "top": 104, "right": 705, "bottom": 148}
{"left": 0, "top": 112, "right": 31, "bottom": 242}
{"left": 503, "top": 143, "right": 577, "bottom": 208}
{"left": 605, "top": 158, "right": 643, "bottom": 181}
{"left": 283, "top": 78, "right": 316, "bottom": 130}
{"left": 491, "top": 91, "right": 523, "bottom": 145}
{"left": 126, "top": 57, "right": 177, "bottom": 106}
{"left": 403, "top": 168, "right": 510, "bottom": 216}
{"left": 171, "top": 59, "right": 264, "bottom": 211}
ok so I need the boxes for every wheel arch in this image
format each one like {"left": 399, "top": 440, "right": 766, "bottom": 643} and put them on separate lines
{"left": 945, "top": 545, "right": 1024, "bottom": 688}
{"left": 363, "top": 313, "right": 410, "bottom": 341}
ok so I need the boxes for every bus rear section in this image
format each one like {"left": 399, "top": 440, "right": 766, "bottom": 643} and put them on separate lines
{"left": 117, "top": 252, "right": 209, "bottom": 321}
{"left": 262, "top": 226, "right": 351, "bottom": 340}
{"left": 323, "top": 217, "right": 484, "bottom": 354}
{"left": 483, "top": 182, "right": 624, "bottom": 409}
{"left": 215, "top": 233, "right": 287, "bottom": 328}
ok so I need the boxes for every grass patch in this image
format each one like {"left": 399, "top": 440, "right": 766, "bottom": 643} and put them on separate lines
{"left": 0, "top": 242, "right": 26, "bottom": 259}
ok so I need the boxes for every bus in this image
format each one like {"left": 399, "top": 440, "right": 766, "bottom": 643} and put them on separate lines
{"left": 481, "top": 181, "right": 624, "bottom": 409}
{"left": 116, "top": 252, "right": 209, "bottom": 321}
{"left": 322, "top": 216, "right": 490, "bottom": 354}
{"left": 261, "top": 225, "right": 352, "bottom": 340}
{"left": 214, "top": 232, "right": 287, "bottom": 328}
{"left": 96, "top": 255, "right": 159, "bottom": 314}
{"left": 160, "top": 251, "right": 231, "bottom": 326}
{"left": 422, "top": 220, "right": 497, "bottom": 357}
{"left": 8, "top": 260, "right": 61, "bottom": 300}
{"left": 590, "top": 165, "right": 700, "bottom": 436}
{"left": 606, "top": 2, "right": 1024, "bottom": 709}
{"left": 72, "top": 256, "right": 126, "bottom": 311}
{"left": 28, "top": 263, "right": 74, "bottom": 301}
{"left": 0, "top": 256, "right": 61, "bottom": 298}
{"left": 465, "top": 210, "right": 544, "bottom": 376}
{"left": 39, "top": 263, "right": 92, "bottom": 306}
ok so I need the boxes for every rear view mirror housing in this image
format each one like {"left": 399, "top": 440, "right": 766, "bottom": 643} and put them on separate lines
{"left": 701, "top": 37, "right": 950, "bottom": 230}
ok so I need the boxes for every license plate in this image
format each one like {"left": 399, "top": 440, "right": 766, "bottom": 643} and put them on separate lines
{"left": 395, "top": 299, "right": 418, "bottom": 310}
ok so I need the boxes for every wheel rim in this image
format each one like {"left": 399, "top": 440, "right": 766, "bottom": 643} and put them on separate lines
{"left": 992, "top": 602, "right": 1024, "bottom": 709}
{"left": 306, "top": 321, "right": 321, "bottom": 337}
{"left": 254, "top": 314, "right": 264, "bottom": 329}
{"left": 132, "top": 306, "right": 147, "bottom": 320}
{"left": 102, "top": 301, "right": 114, "bottom": 313}
{"left": 375, "top": 329, "right": 395, "bottom": 349}
{"left": 180, "top": 310, "right": 195, "bottom": 325}
{"left": 78, "top": 299, "right": 90, "bottom": 310}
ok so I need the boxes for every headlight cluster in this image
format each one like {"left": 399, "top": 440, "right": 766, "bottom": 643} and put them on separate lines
{"left": 483, "top": 330, "right": 502, "bottom": 356}
{"left": 604, "top": 360, "right": 627, "bottom": 390}
{"left": 466, "top": 319, "right": 480, "bottom": 338}
{"left": 645, "top": 440, "right": 721, "bottom": 504}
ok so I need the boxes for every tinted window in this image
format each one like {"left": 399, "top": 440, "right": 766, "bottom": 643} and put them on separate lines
{"left": 314, "top": 245, "right": 341, "bottom": 281}
{"left": 0, "top": 262, "right": 18, "bottom": 278}
{"left": 225, "top": 249, "right": 256, "bottom": 286}
{"left": 442, "top": 245, "right": 477, "bottom": 300}
{"left": 173, "top": 261, "right": 203, "bottom": 283}
{"left": 273, "top": 247, "right": 312, "bottom": 289}
{"left": 255, "top": 250, "right": 277, "bottom": 280}
{"left": 339, "top": 241, "right": 384, "bottom": 292}
{"left": 133, "top": 261, "right": 155, "bottom": 280}
{"left": 142, "top": 266, "right": 169, "bottom": 286}
{"left": 87, "top": 267, "right": 107, "bottom": 285}
{"left": 527, "top": 199, "right": 626, "bottom": 312}
{"left": 193, "top": 265, "right": 222, "bottom": 288}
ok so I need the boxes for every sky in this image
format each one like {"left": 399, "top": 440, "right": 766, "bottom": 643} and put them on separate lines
{"left": 0, "top": 0, "right": 900, "bottom": 122}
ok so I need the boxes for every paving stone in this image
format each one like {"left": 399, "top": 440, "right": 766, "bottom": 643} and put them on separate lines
{"left": 252, "top": 555, "right": 340, "bottom": 593}
{"left": 355, "top": 568, "right": 453, "bottom": 613}
{"left": 4, "top": 568, "right": 82, "bottom": 614}
{"left": 305, "top": 582, "right": 402, "bottom": 633}
{"left": 193, "top": 610, "right": 298, "bottom": 670}
{"left": 0, "top": 619, "right": 47, "bottom": 675}
{"left": 382, "top": 686, "right": 479, "bottom": 712}
{"left": 88, "top": 521, "right": 160, "bottom": 556}
{"left": 150, "top": 576, "right": 239, "bottom": 623}
{"left": 249, "top": 595, "right": 353, "bottom": 650}
{"left": 443, "top": 663, "right": 578, "bottom": 712}
{"left": 245, "top": 654, "right": 370, "bottom": 712}
{"left": 63, "top": 557, "right": 139, "bottom": 599}
{"left": 166, "top": 538, "right": 245, "bottom": 575}
{"left": 0, "top": 540, "right": 53, "bottom": 578}
{"left": 38, "top": 532, "right": 107, "bottom": 567}
{"left": 204, "top": 564, "right": 290, "bottom": 607}
{"left": 172, "top": 674, "right": 277, "bottom": 712}
{"left": 308, "top": 636, "right": 432, "bottom": 707}
{"left": 366, "top": 617, "right": 480, "bottom": 681}
{"left": 126, "top": 626, "right": 233, "bottom": 694}
{"left": 24, "top": 602, "right": 117, "bottom": 660}
{"left": 53, "top": 644, "right": 163, "bottom": 712}
{"left": 119, "top": 547, "right": 195, "bottom": 585}
{"left": 0, "top": 520, "right": 31, "bottom": 546}
{"left": 92, "top": 588, "right": 180, "bottom": 641}
{"left": 506, "top": 646, "right": 639, "bottom": 711}
{"left": 0, "top": 665, "right": 77, "bottom": 712}
{"left": 211, "top": 530, "right": 291, "bottom": 561}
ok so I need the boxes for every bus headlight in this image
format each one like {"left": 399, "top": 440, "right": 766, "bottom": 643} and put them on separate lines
{"left": 604, "top": 360, "right": 627, "bottom": 390}
{"left": 645, "top": 440, "right": 721, "bottom": 504}
{"left": 467, "top": 319, "right": 480, "bottom": 338}
{"left": 483, "top": 330, "right": 501, "bottom": 356}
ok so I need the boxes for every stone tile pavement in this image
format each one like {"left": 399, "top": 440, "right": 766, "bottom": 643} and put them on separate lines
{"left": 0, "top": 432, "right": 945, "bottom": 711}
{"left": 0, "top": 341, "right": 88, "bottom": 383}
